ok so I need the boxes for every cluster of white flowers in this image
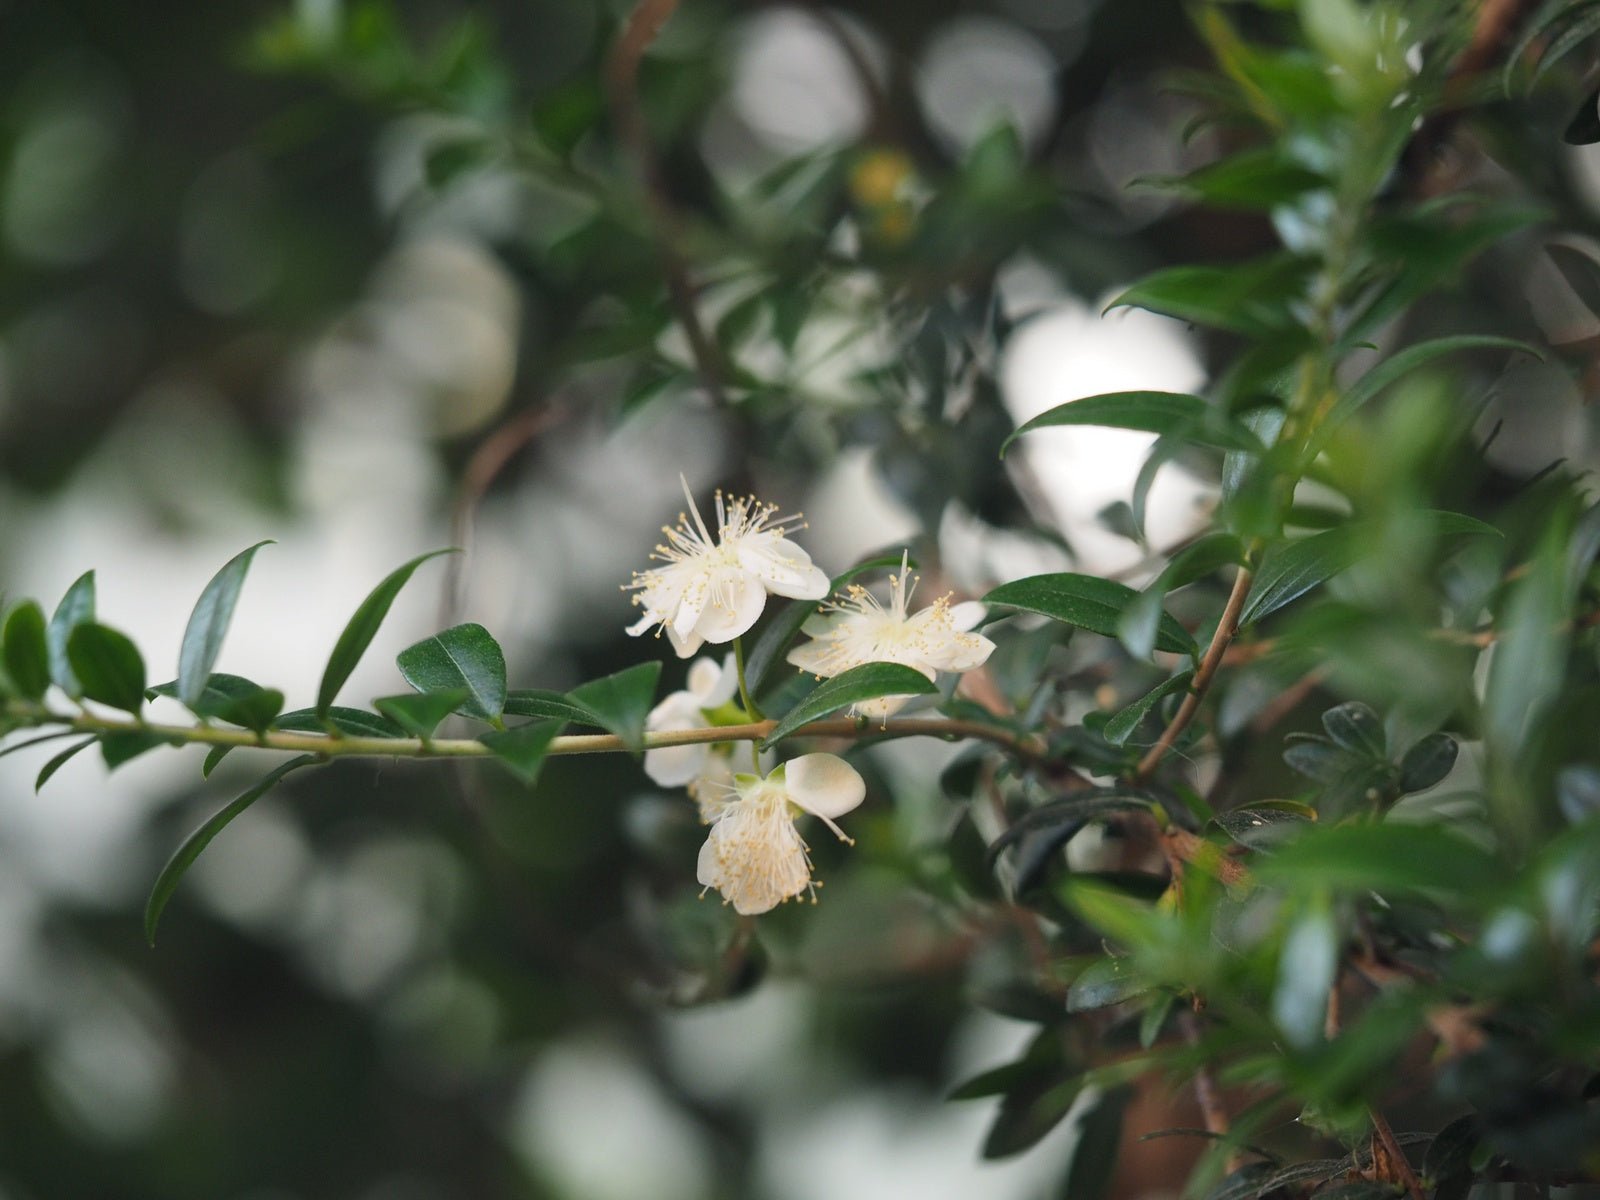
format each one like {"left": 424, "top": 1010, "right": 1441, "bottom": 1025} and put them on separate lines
{"left": 627, "top": 481, "right": 995, "bottom": 914}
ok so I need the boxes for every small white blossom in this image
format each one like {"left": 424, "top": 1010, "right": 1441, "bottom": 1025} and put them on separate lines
{"left": 643, "top": 654, "right": 742, "bottom": 819}
{"left": 696, "top": 754, "right": 864, "bottom": 915}
{"left": 626, "top": 478, "right": 830, "bottom": 658}
{"left": 784, "top": 553, "right": 995, "bottom": 717}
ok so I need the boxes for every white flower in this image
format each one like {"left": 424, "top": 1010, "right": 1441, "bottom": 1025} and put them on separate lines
{"left": 626, "top": 477, "right": 830, "bottom": 658}
{"left": 784, "top": 553, "right": 995, "bottom": 717}
{"left": 696, "top": 754, "right": 865, "bottom": 915}
{"left": 643, "top": 654, "right": 743, "bottom": 819}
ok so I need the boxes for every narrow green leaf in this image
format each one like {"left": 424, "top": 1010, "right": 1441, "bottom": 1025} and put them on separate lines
{"left": 102, "top": 731, "right": 173, "bottom": 769}
{"left": 1104, "top": 672, "right": 1194, "bottom": 746}
{"left": 145, "top": 755, "right": 319, "bottom": 946}
{"left": 1133, "top": 148, "right": 1325, "bottom": 210}
{"left": 67, "top": 624, "right": 147, "bottom": 714}
{"left": 47, "top": 571, "right": 95, "bottom": 697}
{"left": 1067, "top": 957, "right": 1148, "bottom": 1013}
{"left": 0, "top": 730, "right": 80, "bottom": 761}
{"left": 1108, "top": 255, "right": 1314, "bottom": 337}
{"left": 1252, "top": 822, "right": 1505, "bottom": 900}
{"left": 503, "top": 689, "right": 604, "bottom": 725}
{"left": 396, "top": 622, "right": 507, "bottom": 721}
{"left": 1002, "top": 392, "right": 1266, "bottom": 456}
{"left": 983, "top": 1075, "right": 1087, "bottom": 1159}
{"left": 3, "top": 601, "right": 51, "bottom": 699}
{"left": 276, "top": 706, "right": 406, "bottom": 738}
{"left": 761, "top": 662, "right": 938, "bottom": 748}
{"left": 374, "top": 689, "right": 471, "bottom": 738}
{"left": 984, "top": 574, "right": 1196, "bottom": 657}
{"left": 567, "top": 661, "right": 662, "bottom": 751}
{"left": 480, "top": 719, "right": 566, "bottom": 786}
{"left": 316, "top": 549, "right": 456, "bottom": 719}
{"left": 746, "top": 549, "right": 917, "bottom": 694}
{"left": 986, "top": 789, "right": 1160, "bottom": 867}
{"left": 1055, "top": 1086, "right": 1132, "bottom": 1200}
{"left": 1323, "top": 336, "right": 1543, "bottom": 435}
{"left": 151, "top": 673, "right": 268, "bottom": 720}
{"left": 1238, "top": 528, "right": 1355, "bottom": 628}
{"left": 202, "top": 744, "right": 234, "bottom": 778}
{"left": 176, "top": 541, "right": 273, "bottom": 708}
{"left": 36, "top": 737, "right": 94, "bottom": 790}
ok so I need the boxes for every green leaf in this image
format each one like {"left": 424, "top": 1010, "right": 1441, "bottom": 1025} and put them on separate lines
{"left": 1238, "top": 528, "right": 1355, "bottom": 629}
{"left": 176, "top": 541, "right": 273, "bottom": 708}
{"left": 0, "top": 730, "right": 80, "bottom": 762}
{"left": 983, "top": 1074, "right": 1087, "bottom": 1159}
{"left": 1104, "top": 672, "right": 1194, "bottom": 746}
{"left": 3, "top": 601, "right": 51, "bottom": 700}
{"left": 1485, "top": 516, "right": 1570, "bottom": 766}
{"left": 1547, "top": 242, "right": 1600, "bottom": 317}
{"left": 1273, "top": 894, "right": 1338, "bottom": 1048}
{"left": 67, "top": 624, "right": 147, "bottom": 714}
{"left": 984, "top": 574, "right": 1196, "bottom": 657}
{"left": 745, "top": 549, "right": 917, "bottom": 694}
{"left": 374, "top": 689, "right": 471, "bottom": 738}
{"left": 1067, "top": 957, "right": 1148, "bottom": 1012}
{"left": 1214, "top": 805, "right": 1312, "bottom": 849}
{"left": 760, "top": 662, "right": 938, "bottom": 748}
{"left": 276, "top": 706, "right": 406, "bottom": 738}
{"left": 396, "top": 622, "right": 507, "bottom": 721}
{"left": 503, "top": 689, "right": 603, "bottom": 725}
{"left": 1002, "top": 392, "right": 1266, "bottom": 456}
{"left": 202, "top": 744, "right": 234, "bottom": 778}
{"left": 567, "top": 661, "right": 662, "bottom": 752}
{"left": 1133, "top": 148, "right": 1325, "bottom": 211}
{"left": 1108, "top": 255, "right": 1314, "bottom": 337}
{"left": 215, "top": 686, "right": 285, "bottom": 734}
{"left": 480, "top": 719, "right": 566, "bottom": 786}
{"left": 36, "top": 737, "right": 94, "bottom": 790}
{"left": 1252, "top": 822, "right": 1505, "bottom": 900}
{"left": 1321, "top": 701, "right": 1385, "bottom": 758}
{"left": 47, "top": 571, "right": 95, "bottom": 697}
{"left": 145, "top": 754, "right": 319, "bottom": 946}
{"left": 1322, "top": 336, "right": 1543, "bottom": 436}
{"left": 316, "top": 549, "right": 456, "bottom": 719}
{"left": 102, "top": 731, "right": 173, "bottom": 769}
{"left": 151, "top": 673, "right": 268, "bottom": 720}
{"left": 987, "top": 789, "right": 1160, "bottom": 868}
{"left": 1054, "top": 1086, "right": 1132, "bottom": 1200}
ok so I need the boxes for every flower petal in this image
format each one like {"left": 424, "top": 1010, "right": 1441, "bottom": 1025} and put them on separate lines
{"left": 666, "top": 623, "right": 703, "bottom": 658}
{"left": 919, "top": 630, "right": 996, "bottom": 673}
{"left": 739, "top": 538, "right": 829, "bottom": 600}
{"left": 693, "top": 568, "right": 767, "bottom": 643}
{"left": 696, "top": 797, "right": 811, "bottom": 914}
{"left": 947, "top": 600, "right": 990, "bottom": 632}
{"left": 644, "top": 740, "right": 710, "bottom": 788}
{"left": 783, "top": 752, "right": 865, "bottom": 819}
{"left": 697, "top": 653, "right": 740, "bottom": 707}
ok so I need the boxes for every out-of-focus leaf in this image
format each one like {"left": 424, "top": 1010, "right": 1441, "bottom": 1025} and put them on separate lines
{"left": 176, "top": 541, "right": 272, "bottom": 709}
{"left": 982, "top": 1074, "right": 1086, "bottom": 1159}
{"left": 374, "top": 689, "right": 470, "bottom": 739}
{"left": 1053, "top": 1086, "right": 1132, "bottom": 1200}
{"left": 1002, "top": 391, "right": 1266, "bottom": 456}
{"left": 1105, "top": 672, "right": 1194, "bottom": 746}
{"left": 102, "top": 731, "right": 173, "bottom": 769}
{"left": 1284, "top": 734, "right": 1358, "bottom": 783}
{"left": 1204, "top": 1161, "right": 1277, "bottom": 1200}
{"left": 948, "top": 808, "right": 1002, "bottom": 901}
{"left": 1253, "top": 821, "right": 1504, "bottom": 899}
{"left": 202, "top": 744, "right": 233, "bottom": 778}
{"left": 3, "top": 601, "right": 51, "bottom": 700}
{"left": 1273, "top": 893, "right": 1338, "bottom": 1048}
{"left": 1215, "top": 805, "right": 1312, "bottom": 849}
{"left": 316, "top": 549, "right": 455, "bottom": 718}
{"left": 568, "top": 661, "right": 661, "bottom": 752}
{"left": 1564, "top": 89, "right": 1600, "bottom": 143}
{"left": 1557, "top": 765, "right": 1600, "bottom": 824}
{"left": 276, "top": 706, "right": 406, "bottom": 739}
{"left": 67, "top": 624, "right": 146, "bottom": 714}
{"left": 1485, "top": 516, "right": 1570, "bottom": 766}
{"left": 397, "top": 623, "right": 507, "bottom": 722}
{"left": 36, "top": 737, "right": 94, "bottom": 790}
{"left": 145, "top": 755, "right": 319, "bottom": 945}
{"left": 1322, "top": 701, "right": 1385, "bottom": 758}
{"left": 1423, "top": 1114, "right": 1479, "bottom": 1200}
{"left": 1067, "top": 957, "right": 1148, "bottom": 1012}
{"left": 985, "top": 574, "right": 1196, "bottom": 657}
{"left": 1323, "top": 337, "right": 1543, "bottom": 435}
{"left": 1399, "top": 733, "right": 1458, "bottom": 793}
{"left": 47, "top": 571, "right": 95, "bottom": 697}
{"left": 987, "top": 789, "right": 1160, "bottom": 868}
{"left": 1133, "top": 148, "right": 1325, "bottom": 210}
{"left": 1109, "top": 255, "right": 1314, "bottom": 337}
{"left": 480, "top": 719, "right": 566, "bottom": 786}
{"left": 1545, "top": 244, "right": 1600, "bottom": 318}
{"left": 761, "top": 662, "right": 936, "bottom": 748}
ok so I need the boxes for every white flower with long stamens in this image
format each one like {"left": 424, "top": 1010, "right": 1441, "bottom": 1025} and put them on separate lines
{"left": 696, "top": 754, "right": 864, "bottom": 915}
{"left": 785, "top": 552, "right": 995, "bottom": 718}
{"left": 626, "top": 478, "right": 830, "bottom": 658}
{"left": 643, "top": 654, "right": 745, "bottom": 820}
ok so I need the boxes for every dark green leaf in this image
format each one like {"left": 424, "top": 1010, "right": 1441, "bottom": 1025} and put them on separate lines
{"left": 1054, "top": 1086, "right": 1132, "bottom": 1200}
{"left": 151, "top": 673, "right": 268, "bottom": 720}
{"left": 982, "top": 1074, "right": 1087, "bottom": 1159}
{"left": 1283, "top": 734, "right": 1358, "bottom": 783}
{"left": 67, "top": 624, "right": 147, "bottom": 714}
{"left": 987, "top": 789, "right": 1159, "bottom": 868}
{"left": 396, "top": 622, "right": 507, "bottom": 721}
{"left": 36, "top": 737, "right": 94, "bottom": 790}
{"left": 1323, "top": 336, "right": 1543, "bottom": 435}
{"left": 761, "top": 662, "right": 938, "bottom": 748}
{"left": 102, "top": 731, "right": 173, "bottom": 769}
{"left": 1485, "top": 515, "right": 1570, "bottom": 763}
{"left": 0, "top": 731, "right": 80, "bottom": 761}
{"left": 745, "top": 549, "right": 916, "bottom": 694}
{"left": 1546, "top": 243, "right": 1600, "bottom": 318}
{"left": 1214, "top": 805, "right": 1313, "bottom": 849}
{"left": 1239, "top": 529, "right": 1357, "bottom": 628}
{"left": 1322, "top": 702, "right": 1386, "bottom": 758}
{"left": 503, "top": 689, "right": 603, "bottom": 725}
{"left": 215, "top": 686, "right": 285, "bottom": 734}
{"left": 1134, "top": 148, "right": 1325, "bottom": 210}
{"left": 176, "top": 540, "right": 273, "bottom": 708}
{"left": 374, "top": 689, "right": 471, "bottom": 739}
{"left": 984, "top": 574, "right": 1196, "bottom": 657}
{"left": 316, "top": 549, "right": 456, "bottom": 719}
{"left": 1105, "top": 672, "right": 1194, "bottom": 746}
{"left": 145, "top": 755, "right": 319, "bottom": 946}
{"left": 480, "top": 719, "right": 566, "bottom": 786}
{"left": 1399, "top": 733, "right": 1458, "bottom": 793}
{"left": 202, "top": 744, "right": 233, "bottom": 778}
{"left": 1422, "top": 1115, "right": 1479, "bottom": 1199}
{"left": 1002, "top": 392, "right": 1266, "bottom": 456}
{"left": 1205, "top": 1162, "right": 1277, "bottom": 1200}
{"left": 1109, "top": 256, "right": 1314, "bottom": 337}
{"left": 568, "top": 661, "right": 662, "bottom": 752}
{"left": 275, "top": 706, "right": 406, "bottom": 739}
{"left": 1067, "top": 957, "right": 1148, "bottom": 1012}
{"left": 47, "top": 571, "right": 95, "bottom": 697}
{"left": 3, "top": 601, "right": 50, "bottom": 699}
{"left": 1253, "top": 822, "right": 1504, "bottom": 899}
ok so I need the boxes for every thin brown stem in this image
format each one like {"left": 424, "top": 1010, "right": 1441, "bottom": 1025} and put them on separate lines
{"left": 604, "top": 0, "right": 727, "bottom": 405}
{"left": 1134, "top": 565, "right": 1254, "bottom": 782}
{"left": 1177, "top": 1009, "right": 1241, "bottom": 1173}
{"left": 1368, "top": 1108, "right": 1426, "bottom": 1200}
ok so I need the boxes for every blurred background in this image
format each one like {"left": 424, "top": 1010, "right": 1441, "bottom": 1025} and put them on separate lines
{"left": 1, "top": 0, "right": 1596, "bottom": 1196}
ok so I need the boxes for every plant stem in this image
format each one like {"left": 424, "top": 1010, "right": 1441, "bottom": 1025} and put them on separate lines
{"left": 733, "top": 635, "right": 764, "bottom": 721}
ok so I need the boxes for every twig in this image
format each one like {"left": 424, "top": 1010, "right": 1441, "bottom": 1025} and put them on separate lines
{"left": 1177, "top": 1009, "right": 1242, "bottom": 1173}
{"left": 1368, "top": 1108, "right": 1426, "bottom": 1200}
{"left": 604, "top": 0, "right": 728, "bottom": 405}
